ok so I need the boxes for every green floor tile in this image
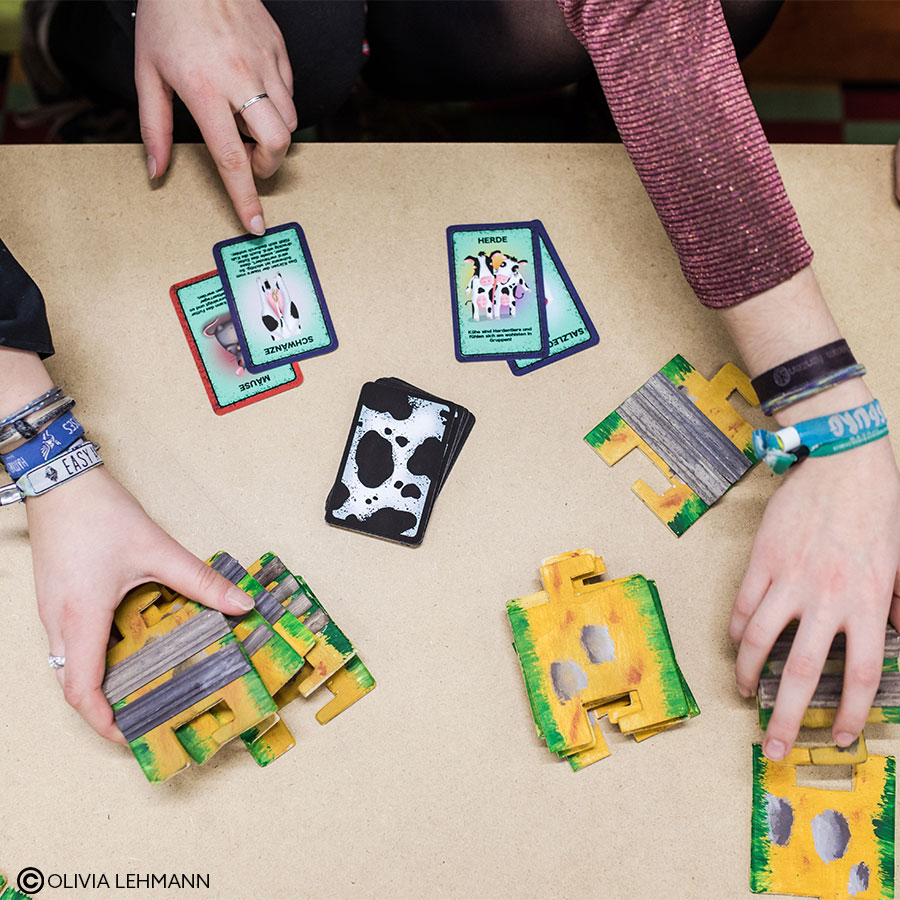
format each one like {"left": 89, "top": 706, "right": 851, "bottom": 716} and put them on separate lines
{"left": 749, "top": 85, "right": 842, "bottom": 122}
{"left": 843, "top": 121, "right": 900, "bottom": 144}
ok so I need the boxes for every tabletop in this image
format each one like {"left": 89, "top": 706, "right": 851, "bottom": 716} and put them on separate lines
{"left": 0, "top": 143, "right": 897, "bottom": 900}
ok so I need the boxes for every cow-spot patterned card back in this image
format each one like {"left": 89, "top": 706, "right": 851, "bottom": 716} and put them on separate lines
{"left": 325, "top": 382, "right": 452, "bottom": 545}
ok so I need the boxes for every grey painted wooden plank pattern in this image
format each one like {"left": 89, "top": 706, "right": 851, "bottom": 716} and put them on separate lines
{"left": 242, "top": 623, "right": 274, "bottom": 658}
{"left": 211, "top": 552, "right": 283, "bottom": 625}
{"left": 114, "top": 641, "right": 252, "bottom": 743}
{"left": 617, "top": 372, "right": 751, "bottom": 505}
{"left": 287, "top": 591, "right": 313, "bottom": 618}
{"left": 758, "top": 671, "right": 900, "bottom": 710}
{"left": 767, "top": 623, "right": 900, "bottom": 662}
{"left": 253, "top": 591, "right": 286, "bottom": 625}
{"left": 103, "top": 608, "right": 231, "bottom": 704}
{"left": 253, "top": 556, "right": 287, "bottom": 588}
{"left": 304, "top": 608, "right": 330, "bottom": 633}
{"left": 267, "top": 575, "right": 300, "bottom": 606}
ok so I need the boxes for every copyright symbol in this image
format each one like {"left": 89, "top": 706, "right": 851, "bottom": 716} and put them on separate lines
{"left": 17, "top": 867, "right": 44, "bottom": 894}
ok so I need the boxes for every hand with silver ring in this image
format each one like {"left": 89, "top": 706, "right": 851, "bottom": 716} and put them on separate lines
{"left": 29, "top": 466, "right": 256, "bottom": 744}
{"left": 134, "top": 0, "right": 298, "bottom": 234}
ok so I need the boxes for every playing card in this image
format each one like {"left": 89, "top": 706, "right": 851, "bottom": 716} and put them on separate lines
{"left": 325, "top": 380, "right": 474, "bottom": 546}
{"left": 213, "top": 222, "right": 338, "bottom": 374}
{"left": 509, "top": 222, "right": 599, "bottom": 375}
{"left": 170, "top": 271, "right": 302, "bottom": 415}
{"left": 446, "top": 221, "right": 548, "bottom": 362}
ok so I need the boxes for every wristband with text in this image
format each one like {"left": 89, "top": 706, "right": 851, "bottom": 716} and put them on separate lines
{"left": 753, "top": 400, "right": 888, "bottom": 474}
{"left": 10, "top": 441, "right": 103, "bottom": 500}
{"left": 0, "top": 412, "right": 84, "bottom": 477}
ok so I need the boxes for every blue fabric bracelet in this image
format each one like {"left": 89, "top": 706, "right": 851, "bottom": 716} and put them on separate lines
{"left": 753, "top": 400, "right": 888, "bottom": 474}
{"left": 0, "top": 412, "right": 84, "bottom": 477}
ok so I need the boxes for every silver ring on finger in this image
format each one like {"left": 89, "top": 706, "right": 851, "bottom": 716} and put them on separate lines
{"left": 238, "top": 92, "right": 269, "bottom": 115}
{"left": 48, "top": 654, "right": 65, "bottom": 670}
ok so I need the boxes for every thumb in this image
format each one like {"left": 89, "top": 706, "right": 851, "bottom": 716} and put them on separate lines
{"left": 155, "top": 543, "right": 254, "bottom": 616}
{"left": 137, "top": 62, "right": 174, "bottom": 180}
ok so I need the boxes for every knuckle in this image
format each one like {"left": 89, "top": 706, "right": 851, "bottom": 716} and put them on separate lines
{"left": 845, "top": 661, "right": 883, "bottom": 693}
{"left": 192, "top": 563, "right": 221, "bottom": 599}
{"left": 63, "top": 683, "right": 84, "bottom": 709}
{"left": 216, "top": 144, "right": 249, "bottom": 174}
{"left": 741, "top": 620, "right": 771, "bottom": 652}
{"left": 783, "top": 652, "right": 821, "bottom": 681}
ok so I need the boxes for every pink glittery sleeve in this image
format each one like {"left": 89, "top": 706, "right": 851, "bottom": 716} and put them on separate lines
{"left": 559, "top": 0, "right": 813, "bottom": 307}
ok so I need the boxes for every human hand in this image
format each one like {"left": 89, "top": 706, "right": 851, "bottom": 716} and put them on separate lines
{"left": 729, "top": 379, "right": 900, "bottom": 761}
{"left": 135, "top": 0, "right": 298, "bottom": 233}
{"left": 26, "top": 466, "right": 254, "bottom": 743}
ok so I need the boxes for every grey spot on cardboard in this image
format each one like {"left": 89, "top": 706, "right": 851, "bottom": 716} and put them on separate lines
{"left": 811, "top": 809, "right": 851, "bottom": 863}
{"left": 764, "top": 794, "right": 794, "bottom": 846}
{"left": 848, "top": 861, "right": 869, "bottom": 896}
{"left": 580, "top": 624, "right": 616, "bottom": 664}
{"left": 550, "top": 659, "right": 588, "bottom": 703}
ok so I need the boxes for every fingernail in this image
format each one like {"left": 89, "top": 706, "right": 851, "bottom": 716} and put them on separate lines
{"left": 147, "top": 154, "right": 157, "bottom": 180}
{"left": 835, "top": 731, "right": 855, "bottom": 747}
{"left": 249, "top": 215, "right": 265, "bottom": 236}
{"left": 764, "top": 739, "right": 785, "bottom": 762}
{"left": 738, "top": 684, "right": 753, "bottom": 699}
{"left": 226, "top": 586, "right": 254, "bottom": 612}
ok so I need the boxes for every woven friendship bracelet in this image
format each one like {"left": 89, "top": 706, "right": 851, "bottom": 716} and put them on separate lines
{"left": 0, "top": 412, "right": 84, "bottom": 477}
{"left": 0, "top": 397, "right": 75, "bottom": 448}
{"left": 751, "top": 340, "right": 866, "bottom": 415}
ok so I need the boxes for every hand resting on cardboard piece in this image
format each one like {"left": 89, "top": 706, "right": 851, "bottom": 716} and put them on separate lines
{"left": 721, "top": 267, "right": 900, "bottom": 761}
{"left": 0, "top": 347, "right": 254, "bottom": 743}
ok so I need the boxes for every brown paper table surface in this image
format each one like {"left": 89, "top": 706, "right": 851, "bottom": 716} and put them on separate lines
{"left": 0, "top": 144, "right": 897, "bottom": 900}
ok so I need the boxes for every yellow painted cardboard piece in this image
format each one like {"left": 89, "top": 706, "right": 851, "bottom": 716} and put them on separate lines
{"left": 105, "top": 583, "right": 276, "bottom": 784}
{"left": 751, "top": 746, "right": 894, "bottom": 899}
{"left": 507, "top": 550, "right": 699, "bottom": 770}
{"left": 584, "top": 356, "right": 759, "bottom": 535}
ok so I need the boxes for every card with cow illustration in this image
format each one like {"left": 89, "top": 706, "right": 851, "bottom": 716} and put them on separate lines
{"left": 325, "top": 379, "right": 474, "bottom": 545}
{"left": 446, "top": 222, "right": 548, "bottom": 362}
{"left": 213, "top": 222, "right": 338, "bottom": 374}
{"left": 508, "top": 222, "right": 599, "bottom": 376}
{"left": 170, "top": 271, "right": 303, "bottom": 415}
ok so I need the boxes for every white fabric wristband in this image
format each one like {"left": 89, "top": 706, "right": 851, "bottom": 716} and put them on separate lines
{"left": 13, "top": 440, "right": 103, "bottom": 498}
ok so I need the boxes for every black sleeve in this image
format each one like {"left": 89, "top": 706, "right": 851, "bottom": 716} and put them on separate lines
{"left": 0, "top": 239, "right": 55, "bottom": 359}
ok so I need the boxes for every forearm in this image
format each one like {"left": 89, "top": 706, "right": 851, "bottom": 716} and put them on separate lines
{"left": 718, "top": 266, "right": 873, "bottom": 427}
{"left": 558, "top": 0, "right": 812, "bottom": 307}
{"left": 0, "top": 348, "right": 54, "bottom": 419}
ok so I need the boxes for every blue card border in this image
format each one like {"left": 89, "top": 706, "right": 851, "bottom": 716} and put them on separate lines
{"left": 213, "top": 221, "right": 338, "bottom": 374}
{"left": 507, "top": 222, "right": 599, "bottom": 376}
{"left": 446, "top": 221, "right": 548, "bottom": 363}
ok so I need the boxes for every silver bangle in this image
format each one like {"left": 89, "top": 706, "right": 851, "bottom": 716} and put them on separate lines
{"left": 0, "top": 397, "right": 75, "bottom": 447}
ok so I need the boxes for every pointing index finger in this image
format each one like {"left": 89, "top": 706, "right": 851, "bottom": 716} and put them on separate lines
{"left": 191, "top": 96, "right": 265, "bottom": 234}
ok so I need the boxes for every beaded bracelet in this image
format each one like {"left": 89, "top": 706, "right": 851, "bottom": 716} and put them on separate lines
{"left": 753, "top": 400, "right": 888, "bottom": 474}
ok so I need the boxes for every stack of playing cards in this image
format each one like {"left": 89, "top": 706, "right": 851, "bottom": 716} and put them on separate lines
{"left": 446, "top": 220, "right": 598, "bottom": 375}
{"left": 170, "top": 222, "right": 337, "bottom": 414}
{"left": 325, "top": 379, "right": 474, "bottom": 546}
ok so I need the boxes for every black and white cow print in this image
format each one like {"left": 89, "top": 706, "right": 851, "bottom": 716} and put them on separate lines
{"left": 326, "top": 383, "right": 451, "bottom": 543}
